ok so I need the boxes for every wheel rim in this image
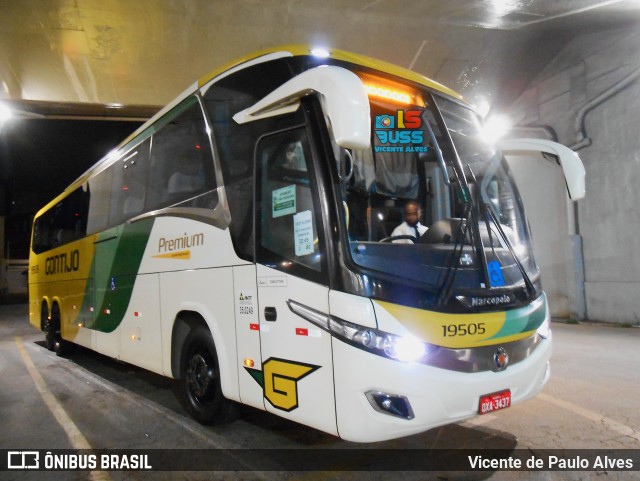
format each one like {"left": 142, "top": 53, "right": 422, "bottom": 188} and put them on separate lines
{"left": 186, "top": 351, "right": 217, "bottom": 402}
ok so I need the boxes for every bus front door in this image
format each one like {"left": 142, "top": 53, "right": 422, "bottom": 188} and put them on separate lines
{"left": 256, "top": 266, "right": 337, "bottom": 436}
{"left": 253, "top": 128, "right": 338, "bottom": 436}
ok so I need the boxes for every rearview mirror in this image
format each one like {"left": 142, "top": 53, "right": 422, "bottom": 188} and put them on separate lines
{"left": 233, "top": 66, "right": 371, "bottom": 150}
{"left": 499, "top": 138, "right": 586, "bottom": 200}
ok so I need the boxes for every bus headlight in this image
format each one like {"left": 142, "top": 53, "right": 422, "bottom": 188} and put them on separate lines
{"left": 329, "top": 318, "right": 428, "bottom": 363}
{"left": 393, "top": 336, "right": 427, "bottom": 362}
{"left": 286, "top": 299, "right": 429, "bottom": 363}
{"left": 353, "top": 329, "right": 375, "bottom": 348}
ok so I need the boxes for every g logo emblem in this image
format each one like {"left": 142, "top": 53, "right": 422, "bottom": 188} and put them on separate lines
{"left": 245, "top": 358, "right": 320, "bottom": 412}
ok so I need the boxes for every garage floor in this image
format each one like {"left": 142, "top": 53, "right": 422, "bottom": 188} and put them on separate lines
{"left": 1, "top": 302, "right": 638, "bottom": 480}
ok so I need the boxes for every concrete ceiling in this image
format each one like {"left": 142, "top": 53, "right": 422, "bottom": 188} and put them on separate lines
{"left": 1, "top": 0, "right": 640, "bottom": 119}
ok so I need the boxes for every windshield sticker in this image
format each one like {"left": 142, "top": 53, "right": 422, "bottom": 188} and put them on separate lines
{"left": 272, "top": 185, "right": 296, "bottom": 218}
{"left": 374, "top": 110, "right": 428, "bottom": 153}
{"left": 293, "top": 210, "right": 314, "bottom": 256}
{"left": 488, "top": 260, "right": 506, "bottom": 287}
{"left": 237, "top": 290, "right": 256, "bottom": 318}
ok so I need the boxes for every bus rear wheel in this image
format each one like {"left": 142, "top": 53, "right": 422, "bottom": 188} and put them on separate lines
{"left": 179, "top": 326, "right": 236, "bottom": 425}
{"left": 43, "top": 318, "right": 56, "bottom": 351}
{"left": 50, "top": 304, "right": 73, "bottom": 357}
{"left": 43, "top": 303, "right": 55, "bottom": 351}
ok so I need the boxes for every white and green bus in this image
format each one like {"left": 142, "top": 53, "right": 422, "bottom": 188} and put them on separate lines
{"left": 29, "top": 45, "right": 585, "bottom": 442}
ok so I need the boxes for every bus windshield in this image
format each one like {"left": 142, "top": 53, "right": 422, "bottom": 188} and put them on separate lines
{"left": 340, "top": 88, "right": 538, "bottom": 304}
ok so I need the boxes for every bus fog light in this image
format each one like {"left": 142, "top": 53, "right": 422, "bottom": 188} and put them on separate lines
{"left": 366, "top": 391, "right": 414, "bottom": 420}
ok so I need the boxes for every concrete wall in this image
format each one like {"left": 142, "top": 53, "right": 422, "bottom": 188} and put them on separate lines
{"left": 506, "top": 153, "right": 572, "bottom": 318}
{"left": 508, "top": 27, "right": 640, "bottom": 325}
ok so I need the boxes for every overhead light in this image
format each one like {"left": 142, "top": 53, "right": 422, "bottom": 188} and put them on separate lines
{"left": 310, "top": 48, "right": 331, "bottom": 58}
{"left": 106, "top": 103, "right": 124, "bottom": 109}
{"left": 476, "top": 98, "right": 491, "bottom": 118}
{"left": 482, "top": 114, "right": 512, "bottom": 143}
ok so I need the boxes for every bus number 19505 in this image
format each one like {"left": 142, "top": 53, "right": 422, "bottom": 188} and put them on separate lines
{"left": 442, "top": 323, "right": 486, "bottom": 337}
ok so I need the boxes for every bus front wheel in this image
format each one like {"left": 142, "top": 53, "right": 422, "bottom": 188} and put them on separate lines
{"left": 179, "top": 326, "right": 236, "bottom": 425}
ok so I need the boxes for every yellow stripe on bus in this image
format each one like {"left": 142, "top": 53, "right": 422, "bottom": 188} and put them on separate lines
{"left": 375, "top": 300, "right": 534, "bottom": 349}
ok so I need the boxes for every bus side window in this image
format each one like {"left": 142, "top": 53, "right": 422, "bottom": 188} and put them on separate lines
{"left": 256, "top": 129, "right": 326, "bottom": 282}
{"left": 203, "top": 56, "right": 296, "bottom": 262}
{"left": 109, "top": 139, "right": 150, "bottom": 226}
{"left": 87, "top": 166, "right": 113, "bottom": 234}
{"left": 32, "top": 186, "right": 89, "bottom": 253}
{"left": 147, "top": 96, "right": 217, "bottom": 211}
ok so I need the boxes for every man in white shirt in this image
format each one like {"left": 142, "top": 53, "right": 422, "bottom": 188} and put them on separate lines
{"left": 391, "top": 200, "right": 427, "bottom": 243}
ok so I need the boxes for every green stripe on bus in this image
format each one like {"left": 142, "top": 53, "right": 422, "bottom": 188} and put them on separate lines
{"left": 486, "top": 294, "right": 547, "bottom": 340}
{"left": 87, "top": 219, "right": 154, "bottom": 333}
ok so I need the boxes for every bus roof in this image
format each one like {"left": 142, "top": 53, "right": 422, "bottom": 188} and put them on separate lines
{"left": 112, "top": 45, "right": 463, "bottom": 170}
{"left": 198, "top": 45, "right": 463, "bottom": 101}
{"left": 39, "top": 45, "right": 463, "bottom": 218}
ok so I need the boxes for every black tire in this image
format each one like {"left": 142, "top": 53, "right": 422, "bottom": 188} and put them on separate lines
{"left": 50, "top": 304, "right": 74, "bottom": 357}
{"left": 42, "top": 304, "right": 55, "bottom": 351}
{"left": 179, "top": 325, "right": 236, "bottom": 425}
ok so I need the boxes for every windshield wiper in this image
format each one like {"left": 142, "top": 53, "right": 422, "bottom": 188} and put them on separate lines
{"left": 466, "top": 160, "right": 535, "bottom": 300}
{"left": 436, "top": 200, "right": 473, "bottom": 306}
{"left": 424, "top": 112, "right": 491, "bottom": 306}
{"left": 481, "top": 202, "right": 536, "bottom": 299}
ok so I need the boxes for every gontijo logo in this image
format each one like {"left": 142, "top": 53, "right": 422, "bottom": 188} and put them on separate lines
{"left": 374, "top": 110, "right": 428, "bottom": 153}
{"left": 45, "top": 249, "right": 80, "bottom": 275}
{"left": 244, "top": 357, "right": 320, "bottom": 412}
